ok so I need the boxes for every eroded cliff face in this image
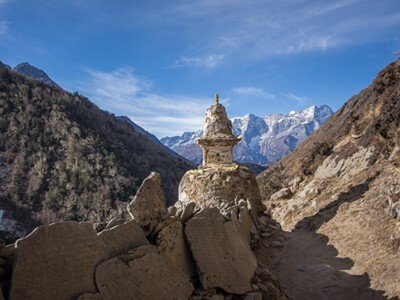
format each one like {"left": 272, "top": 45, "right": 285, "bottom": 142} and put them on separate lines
{"left": 257, "top": 60, "right": 400, "bottom": 298}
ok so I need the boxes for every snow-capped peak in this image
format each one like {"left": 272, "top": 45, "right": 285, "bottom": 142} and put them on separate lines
{"left": 161, "top": 105, "right": 334, "bottom": 164}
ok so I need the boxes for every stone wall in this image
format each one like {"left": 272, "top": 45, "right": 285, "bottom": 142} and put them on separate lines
{"left": 0, "top": 173, "right": 285, "bottom": 300}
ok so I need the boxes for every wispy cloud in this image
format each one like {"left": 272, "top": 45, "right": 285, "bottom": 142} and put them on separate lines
{"left": 283, "top": 92, "right": 308, "bottom": 103}
{"left": 170, "top": 54, "right": 224, "bottom": 68}
{"left": 81, "top": 68, "right": 211, "bottom": 137}
{"left": 233, "top": 86, "right": 276, "bottom": 99}
{"left": 0, "top": 21, "right": 8, "bottom": 35}
{"left": 158, "top": 0, "right": 400, "bottom": 63}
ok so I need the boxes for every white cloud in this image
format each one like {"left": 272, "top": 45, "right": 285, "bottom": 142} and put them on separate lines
{"left": 81, "top": 68, "right": 212, "bottom": 137}
{"left": 158, "top": 0, "right": 400, "bottom": 63}
{"left": 233, "top": 86, "right": 276, "bottom": 99}
{"left": 171, "top": 54, "right": 224, "bottom": 68}
{"left": 283, "top": 92, "right": 308, "bottom": 103}
{"left": 0, "top": 21, "right": 8, "bottom": 35}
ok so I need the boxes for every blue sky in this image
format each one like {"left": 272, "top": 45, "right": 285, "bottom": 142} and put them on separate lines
{"left": 0, "top": 0, "right": 399, "bottom": 137}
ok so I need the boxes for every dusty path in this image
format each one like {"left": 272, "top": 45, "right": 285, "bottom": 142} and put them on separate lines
{"left": 257, "top": 229, "right": 397, "bottom": 300}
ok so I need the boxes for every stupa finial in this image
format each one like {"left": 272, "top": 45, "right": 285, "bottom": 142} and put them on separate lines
{"left": 215, "top": 93, "right": 219, "bottom": 105}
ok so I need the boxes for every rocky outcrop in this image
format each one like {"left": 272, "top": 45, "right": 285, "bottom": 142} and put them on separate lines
{"left": 127, "top": 172, "right": 168, "bottom": 233}
{"left": 270, "top": 187, "right": 293, "bottom": 201}
{"left": 2, "top": 172, "right": 286, "bottom": 300}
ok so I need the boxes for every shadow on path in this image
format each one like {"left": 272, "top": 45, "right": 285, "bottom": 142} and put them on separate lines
{"left": 258, "top": 176, "right": 399, "bottom": 300}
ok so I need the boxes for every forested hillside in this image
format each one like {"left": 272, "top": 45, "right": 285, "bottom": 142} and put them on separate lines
{"left": 0, "top": 68, "right": 192, "bottom": 241}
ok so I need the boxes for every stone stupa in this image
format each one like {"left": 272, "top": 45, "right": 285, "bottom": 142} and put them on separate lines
{"left": 197, "top": 94, "right": 240, "bottom": 167}
{"left": 177, "top": 94, "right": 265, "bottom": 217}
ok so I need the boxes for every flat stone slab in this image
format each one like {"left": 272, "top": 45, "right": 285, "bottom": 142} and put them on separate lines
{"left": 96, "top": 247, "right": 193, "bottom": 300}
{"left": 10, "top": 222, "right": 109, "bottom": 300}
{"left": 10, "top": 219, "right": 149, "bottom": 300}
{"left": 185, "top": 208, "right": 257, "bottom": 294}
{"left": 98, "top": 219, "right": 148, "bottom": 257}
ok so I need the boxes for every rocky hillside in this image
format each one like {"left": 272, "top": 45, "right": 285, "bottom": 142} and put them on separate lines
{"left": 0, "top": 61, "right": 11, "bottom": 70}
{"left": 0, "top": 68, "right": 192, "bottom": 242}
{"left": 13, "top": 62, "right": 59, "bottom": 87}
{"left": 257, "top": 60, "right": 400, "bottom": 298}
{"left": 161, "top": 105, "right": 333, "bottom": 164}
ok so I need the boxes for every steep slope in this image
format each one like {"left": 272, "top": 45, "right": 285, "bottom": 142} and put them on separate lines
{"left": 257, "top": 60, "right": 400, "bottom": 298}
{"left": 0, "top": 68, "right": 192, "bottom": 242}
{"left": 0, "top": 61, "right": 11, "bottom": 70}
{"left": 13, "top": 62, "right": 59, "bottom": 87}
{"left": 117, "top": 116, "right": 189, "bottom": 162}
{"left": 161, "top": 105, "right": 333, "bottom": 164}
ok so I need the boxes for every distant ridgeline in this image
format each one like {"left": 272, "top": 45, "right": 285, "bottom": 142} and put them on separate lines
{"left": 0, "top": 61, "right": 59, "bottom": 87}
{"left": 0, "top": 67, "right": 192, "bottom": 242}
{"left": 161, "top": 105, "right": 333, "bottom": 165}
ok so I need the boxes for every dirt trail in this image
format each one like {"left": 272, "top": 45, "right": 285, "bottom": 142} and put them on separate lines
{"left": 257, "top": 229, "right": 398, "bottom": 300}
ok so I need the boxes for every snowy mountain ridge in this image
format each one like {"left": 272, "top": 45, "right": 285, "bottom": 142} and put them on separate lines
{"left": 161, "top": 105, "right": 333, "bottom": 164}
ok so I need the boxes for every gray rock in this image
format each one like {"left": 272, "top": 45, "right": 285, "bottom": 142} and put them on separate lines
{"left": 388, "top": 184, "right": 400, "bottom": 220}
{"left": 95, "top": 248, "right": 193, "bottom": 300}
{"left": 180, "top": 202, "right": 196, "bottom": 223}
{"left": 127, "top": 172, "right": 168, "bottom": 233}
{"left": 270, "top": 187, "right": 293, "bottom": 201}
{"left": 98, "top": 219, "right": 148, "bottom": 257}
{"left": 10, "top": 222, "right": 109, "bottom": 300}
{"left": 185, "top": 209, "right": 257, "bottom": 294}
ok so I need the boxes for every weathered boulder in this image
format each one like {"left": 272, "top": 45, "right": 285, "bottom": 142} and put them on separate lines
{"left": 98, "top": 219, "right": 148, "bottom": 257}
{"left": 185, "top": 208, "right": 257, "bottom": 294}
{"left": 127, "top": 172, "right": 168, "bottom": 233}
{"left": 10, "top": 222, "right": 109, "bottom": 300}
{"left": 95, "top": 246, "right": 193, "bottom": 300}
{"left": 178, "top": 165, "right": 264, "bottom": 218}
{"left": 270, "top": 187, "right": 293, "bottom": 201}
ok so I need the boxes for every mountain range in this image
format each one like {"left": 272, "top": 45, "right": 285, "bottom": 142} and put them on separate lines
{"left": 161, "top": 105, "right": 333, "bottom": 164}
{"left": 0, "top": 61, "right": 59, "bottom": 87}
